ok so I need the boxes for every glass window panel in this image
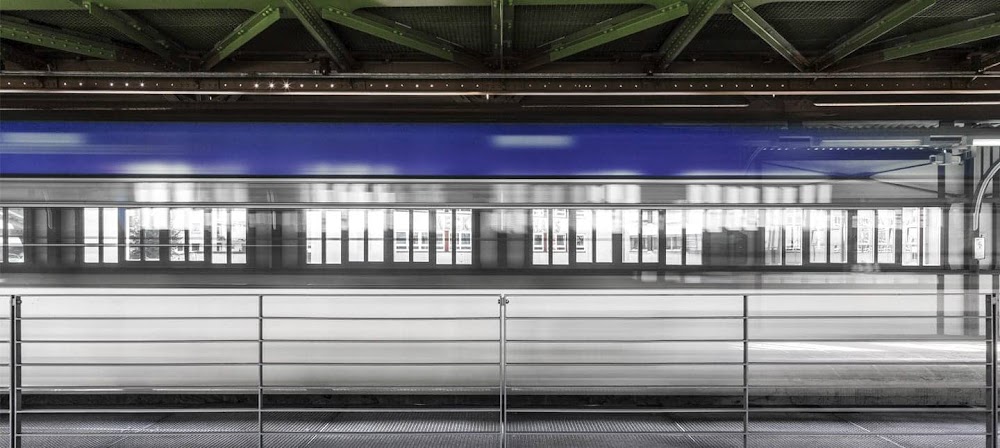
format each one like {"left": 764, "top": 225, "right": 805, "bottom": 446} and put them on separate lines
{"left": 367, "top": 209, "right": 385, "bottom": 263}
{"left": 664, "top": 210, "right": 682, "bottom": 265}
{"left": 621, "top": 209, "right": 640, "bottom": 264}
{"left": 641, "top": 210, "right": 658, "bottom": 263}
{"left": 169, "top": 208, "right": 187, "bottom": 262}
{"left": 413, "top": 210, "right": 429, "bottom": 263}
{"left": 394, "top": 210, "right": 410, "bottom": 263}
{"left": 126, "top": 209, "right": 141, "bottom": 262}
{"left": 102, "top": 208, "right": 118, "bottom": 263}
{"left": 901, "top": 208, "right": 921, "bottom": 266}
{"left": 144, "top": 208, "right": 167, "bottom": 261}
{"left": 784, "top": 208, "right": 803, "bottom": 266}
{"left": 595, "top": 210, "right": 613, "bottom": 263}
{"left": 436, "top": 209, "right": 453, "bottom": 265}
{"left": 857, "top": 210, "right": 876, "bottom": 264}
{"left": 531, "top": 209, "right": 549, "bottom": 266}
{"left": 84, "top": 208, "right": 100, "bottom": 263}
{"left": 575, "top": 210, "right": 593, "bottom": 264}
{"left": 830, "top": 210, "right": 847, "bottom": 263}
{"left": 6, "top": 208, "right": 23, "bottom": 263}
{"left": 231, "top": 209, "right": 246, "bottom": 264}
{"left": 456, "top": 209, "right": 472, "bottom": 265}
{"left": 686, "top": 209, "right": 704, "bottom": 266}
{"left": 764, "top": 209, "right": 782, "bottom": 266}
{"left": 877, "top": 209, "right": 896, "bottom": 264}
{"left": 348, "top": 209, "right": 365, "bottom": 262}
{"left": 212, "top": 208, "right": 228, "bottom": 264}
{"left": 808, "top": 210, "right": 828, "bottom": 264}
{"left": 705, "top": 209, "right": 723, "bottom": 233}
{"left": 922, "top": 207, "right": 942, "bottom": 266}
{"left": 188, "top": 209, "right": 204, "bottom": 262}
{"left": 306, "top": 210, "right": 323, "bottom": 265}
{"left": 552, "top": 209, "right": 568, "bottom": 265}
{"left": 325, "top": 210, "right": 342, "bottom": 265}
{"left": 743, "top": 209, "right": 759, "bottom": 231}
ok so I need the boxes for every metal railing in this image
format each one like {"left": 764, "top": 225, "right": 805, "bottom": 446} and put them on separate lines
{"left": 1, "top": 291, "right": 996, "bottom": 447}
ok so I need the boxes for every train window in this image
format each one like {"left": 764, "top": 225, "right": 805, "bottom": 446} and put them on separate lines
{"left": 169, "top": 209, "right": 186, "bottom": 262}
{"left": 348, "top": 209, "right": 365, "bottom": 262}
{"left": 393, "top": 210, "right": 410, "bottom": 262}
{"left": 876, "top": 209, "right": 896, "bottom": 264}
{"left": 367, "top": 209, "right": 385, "bottom": 263}
{"left": 902, "top": 208, "right": 920, "bottom": 266}
{"left": 2, "top": 207, "right": 25, "bottom": 263}
{"left": 102, "top": 208, "right": 118, "bottom": 263}
{"left": 664, "top": 210, "right": 682, "bottom": 265}
{"left": 413, "top": 210, "right": 429, "bottom": 262}
{"left": 641, "top": 210, "right": 658, "bottom": 263}
{"left": 325, "top": 210, "right": 342, "bottom": 264}
{"left": 211, "top": 208, "right": 228, "bottom": 264}
{"left": 922, "top": 207, "right": 942, "bottom": 266}
{"left": 595, "top": 210, "right": 613, "bottom": 263}
{"left": 856, "top": 210, "right": 876, "bottom": 263}
{"left": 86, "top": 207, "right": 119, "bottom": 263}
{"left": 208, "top": 208, "right": 247, "bottom": 264}
{"left": 686, "top": 209, "right": 704, "bottom": 266}
{"left": 456, "top": 209, "right": 473, "bottom": 265}
{"left": 531, "top": 209, "right": 549, "bottom": 265}
{"left": 306, "top": 210, "right": 324, "bottom": 264}
{"left": 305, "top": 209, "right": 343, "bottom": 265}
{"left": 809, "top": 210, "right": 828, "bottom": 264}
{"left": 551, "top": 209, "right": 569, "bottom": 265}
{"left": 437, "top": 209, "right": 454, "bottom": 265}
{"left": 575, "top": 210, "right": 593, "bottom": 263}
{"left": 621, "top": 209, "right": 639, "bottom": 263}
{"left": 784, "top": 208, "right": 803, "bottom": 266}
{"left": 764, "top": 209, "right": 782, "bottom": 266}
{"left": 830, "top": 210, "right": 847, "bottom": 263}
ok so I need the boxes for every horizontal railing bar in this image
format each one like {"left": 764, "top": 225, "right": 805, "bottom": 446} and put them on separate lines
{"left": 506, "top": 315, "right": 986, "bottom": 320}
{"left": 507, "top": 339, "right": 744, "bottom": 343}
{"left": 507, "top": 407, "right": 990, "bottom": 413}
{"left": 507, "top": 361, "right": 989, "bottom": 366}
{"left": 15, "top": 317, "right": 256, "bottom": 321}
{"left": 16, "top": 386, "right": 258, "bottom": 391}
{"left": 506, "top": 430, "right": 990, "bottom": 436}
{"left": 261, "top": 408, "right": 501, "bottom": 413}
{"left": 750, "top": 338, "right": 988, "bottom": 342}
{"left": 749, "top": 407, "right": 990, "bottom": 413}
{"left": 748, "top": 315, "right": 988, "bottom": 319}
{"left": 16, "top": 408, "right": 260, "bottom": 414}
{"left": 261, "top": 385, "right": 500, "bottom": 389}
{"left": 17, "top": 340, "right": 258, "bottom": 344}
{"left": 267, "top": 362, "right": 500, "bottom": 366}
{"left": 17, "top": 362, "right": 260, "bottom": 367}
{"left": 506, "top": 362, "right": 744, "bottom": 366}
{"left": 506, "top": 316, "right": 743, "bottom": 320}
{"left": 18, "top": 431, "right": 504, "bottom": 436}
{"left": 507, "top": 408, "right": 744, "bottom": 414}
{"left": 265, "top": 316, "right": 498, "bottom": 320}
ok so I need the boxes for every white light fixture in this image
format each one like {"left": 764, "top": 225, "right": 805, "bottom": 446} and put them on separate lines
{"left": 972, "top": 138, "right": 1000, "bottom": 146}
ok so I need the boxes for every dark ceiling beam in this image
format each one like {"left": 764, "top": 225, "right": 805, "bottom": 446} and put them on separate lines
{"left": 200, "top": 6, "right": 281, "bottom": 70}
{"left": 321, "top": 7, "right": 487, "bottom": 70}
{"left": 0, "top": 42, "right": 49, "bottom": 70}
{"left": 730, "top": 1, "right": 808, "bottom": 72}
{"left": 491, "top": 0, "right": 514, "bottom": 70}
{"left": 283, "top": 0, "right": 356, "bottom": 71}
{"left": 981, "top": 50, "right": 1000, "bottom": 72}
{"left": 652, "top": 0, "right": 726, "bottom": 72}
{"left": 813, "top": 0, "right": 936, "bottom": 70}
{"left": 0, "top": 16, "right": 166, "bottom": 67}
{"left": 75, "top": 0, "right": 187, "bottom": 68}
{"left": 520, "top": 1, "right": 689, "bottom": 71}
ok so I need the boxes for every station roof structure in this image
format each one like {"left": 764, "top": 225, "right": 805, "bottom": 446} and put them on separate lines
{"left": 1, "top": 0, "right": 1000, "bottom": 121}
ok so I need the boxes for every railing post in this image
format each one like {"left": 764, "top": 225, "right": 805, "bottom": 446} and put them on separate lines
{"left": 499, "top": 294, "right": 508, "bottom": 448}
{"left": 258, "top": 294, "right": 264, "bottom": 448}
{"left": 989, "top": 293, "right": 997, "bottom": 448}
{"left": 742, "top": 294, "right": 749, "bottom": 448}
{"left": 9, "top": 295, "right": 20, "bottom": 448}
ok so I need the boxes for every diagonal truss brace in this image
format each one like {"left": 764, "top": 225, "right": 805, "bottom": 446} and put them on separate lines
{"left": 0, "top": 16, "right": 165, "bottom": 67}
{"left": 200, "top": 6, "right": 280, "bottom": 70}
{"left": 283, "top": 0, "right": 356, "bottom": 71}
{"left": 653, "top": 0, "right": 726, "bottom": 72}
{"left": 491, "top": 0, "right": 514, "bottom": 70}
{"left": 731, "top": 1, "right": 808, "bottom": 72}
{"left": 521, "top": 1, "right": 689, "bottom": 71}
{"left": 321, "top": 7, "right": 487, "bottom": 70}
{"left": 77, "top": 0, "right": 186, "bottom": 68}
{"left": 813, "top": 0, "right": 935, "bottom": 70}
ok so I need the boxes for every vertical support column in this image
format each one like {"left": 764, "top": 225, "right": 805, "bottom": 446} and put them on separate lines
{"left": 9, "top": 295, "right": 20, "bottom": 448}
{"left": 257, "top": 294, "right": 264, "bottom": 448}
{"left": 989, "top": 293, "right": 997, "bottom": 448}
{"left": 499, "top": 294, "right": 508, "bottom": 448}
{"left": 742, "top": 294, "right": 749, "bottom": 448}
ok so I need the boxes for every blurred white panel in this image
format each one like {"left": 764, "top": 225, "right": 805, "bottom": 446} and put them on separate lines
{"left": 764, "top": 209, "right": 782, "bottom": 266}
{"left": 22, "top": 342, "right": 257, "bottom": 363}
{"left": 948, "top": 204, "right": 963, "bottom": 268}
{"left": 102, "top": 207, "right": 119, "bottom": 263}
{"left": 266, "top": 319, "right": 497, "bottom": 341}
{"left": 901, "top": 208, "right": 920, "bottom": 266}
{"left": 552, "top": 209, "right": 568, "bottom": 265}
{"left": 413, "top": 210, "right": 429, "bottom": 262}
{"left": 22, "top": 320, "right": 257, "bottom": 341}
{"left": 877, "top": 209, "right": 896, "bottom": 264}
{"left": 265, "top": 341, "right": 497, "bottom": 363}
{"left": 685, "top": 210, "right": 703, "bottom": 266}
{"left": 508, "top": 365, "right": 741, "bottom": 387}
{"left": 211, "top": 208, "right": 228, "bottom": 264}
{"left": 783, "top": 209, "right": 802, "bottom": 266}
{"left": 325, "top": 210, "right": 342, "bottom": 264}
{"left": 621, "top": 209, "right": 639, "bottom": 263}
{"left": 531, "top": 209, "right": 549, "bottom": 265}
{"left": 306, "top": 210, "right": 323, "bottom": 265}
{"left": 808, "top": 210, "right": 828, "bottom": 264}
{"left": 508, "top": 295, "right": 741, "bottom": 317}
{"left": 393, "top": 210, "right": 409, "bottom": 262}
{"left": 265, "top": 365, "right": 498, "bottom": 387}
{"left": 575, "top": 210, "right": 593, "bottom": 263}
{"left": 749, "top": 341, "right": 983, "bottom": 363}
{"left": 749, "top": 318, "right": 974, "bottom": 339}
{"left": 367, "top": 209, "right": 385, "bottom": 263}
{"left": 664, "top": 210, "right": 682, "bottom": 265}
{"left": 456, "top": 209, "right": 473, "bottom": 265}
{"left": 508, "top": 341, "right": 741, "bottom": 363}
{"left": 264, "top": 295, "right": 497, "bottom": 318}
{"left": 750, "top": 294, "right": 963, "bottom": 316}
{"left": 641, "top": 210, "right": 658, "bottom": 263}
{"left": 829, "top": 210, "right": 847, "bottom": 263}
{"left": 436, "top": 209, "right": 453, "bottom": 265}
{"left": 188, "top": 208, "right": 204, "bottom": 262}
{"left": 594, "top": 210, "right": 613, "bottom": 263}
{"left": 923, "top": 207, "right": 942, "bottom": 266}
{"left": 704, "top": 184, "right": 722, "bottom": 203}
{"left": 348, "top": 209, "right": 365, "bottom": 262}
{"left": 84, "top": 208, "right": 99, "bottom": 263}
{"left": 506, "top": 319, "right": 741, "bottom": 341}
{"left": 21, "top": 295, "right": 258, "bottom": 317}
{"left": 750, "top": 364, "right": 983, "bottom": 388}
{"left": 22, "top": 366, "right": 257, "bottom": 387}
{"left": 857, "top": 210, "right": 875, "bottom": 264}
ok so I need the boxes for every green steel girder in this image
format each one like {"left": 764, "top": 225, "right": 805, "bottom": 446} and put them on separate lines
{"left": 0, "top": 16, "right": 165, "bottom": 67}
{"left": 78, "top": 0, "right": 186, "bottom": 68}
{"left": 813, "top": 0, "right": 935, "bottom": 70}
{"left": 491, "top": 0, "right": 514, "bottom": 69}
{"left": 200, "top": 5, "right": 281, "bottom": 70}
{"left": 284, "top": 0, "right": 355, "bottom": 71}
{"left": 731, "top": 1, "right": 808, "bottom": 72}
{"left": 836, "top": 12, "right": 1000, "bottom": 71}
{"left": 653, "top": 0, "right": 726, "bottom": 71}
{"left": 321, "top": 7, "right": 487, "bottom": 70}
{"left": 1, "top": 0, "right": 681, "bottom": 12}
{"left": 520, "top": 1, "right": 689, "bottom": 71}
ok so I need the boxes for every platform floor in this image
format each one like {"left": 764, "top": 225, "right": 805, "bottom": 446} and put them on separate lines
{"left": 1, "top": 411, "right": 990, "bottom": 447}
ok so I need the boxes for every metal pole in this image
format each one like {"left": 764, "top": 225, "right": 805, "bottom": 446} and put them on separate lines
{"left": 499, "top": 294, "right": 508, "bottom": 448}
{"left": 742, "top": 294, "right": 749, "bottom": 448}
{"left": 258, "top": 294, "right": 264, "bottom": 448}
{"left": 990, "top": 293, "right": 998, "bottom": 448}
{"left": 9, "top": 295, "right": 20, "bottom": 448}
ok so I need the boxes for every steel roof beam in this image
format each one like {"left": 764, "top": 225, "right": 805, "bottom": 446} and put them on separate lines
{"left": 835, "top": 12, "right": 1000, "bottom": 71}
{"left": 731, "top": 1, "right": 808, "bottom": 72}
{"left": 981, "top": 51, "right": 1000, "bottom": 72}
{"left": 321, "top": 7, "right": 487, "bottom": 70}
{"left": 0, "top": 42, "right": 48, "bottom": 71}
{"left": 814, "top": 0, "right": 935, "bottom": 70}
{"left": 0, "top": 16, "right": 166, "bottom": 67}
{"left": 521, "top": 1, "right": 689, "bottom": 71}
{"left": 491, "top": 0, "right": 514, "bottom": 70}
{"left": 652, "top": 0, "right": 726, "bottom": 72}
{"left": 76, "top": 0, "right": 187, "bottom": 68}
{"left": 284, "top": 0, "right": 355, "bottom": 71}
{"left": 200, "top": 6, "right": 281, "bottom": 70}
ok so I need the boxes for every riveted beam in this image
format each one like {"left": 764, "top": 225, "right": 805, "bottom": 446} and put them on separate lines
{"left": 321, "top": 7, "right": 487, "bottom": 70}
{"left": 0, "top": 42, "right": 48, "bottom": 70}
{"left": 0, "top": 17, "right": 165, "bottom": 67}
{"left": 653, "top": 0, "right": 726, "bottom": 72}
{"left": 200, "top": 6, "right": 280, "bottom": 70}
{"left": 77, "top": 1, "right": 186, "bottom": 68}
{"left": 814, "top": 0, "right": 935, "bottom": 70}
{"left": 836, "top": 13, "right": 1000, "bottom": 71}
{"left": 731, "top": 1, "right": 808, "bottom": 72}
{"left": 491, "top": 0, "right": 514, "bottom": 69}
{"left": 521, "top": 1, "right": 689, "bottom": 71}
{"left": 283, "top": 0, "right": 355, "bottom": 71}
